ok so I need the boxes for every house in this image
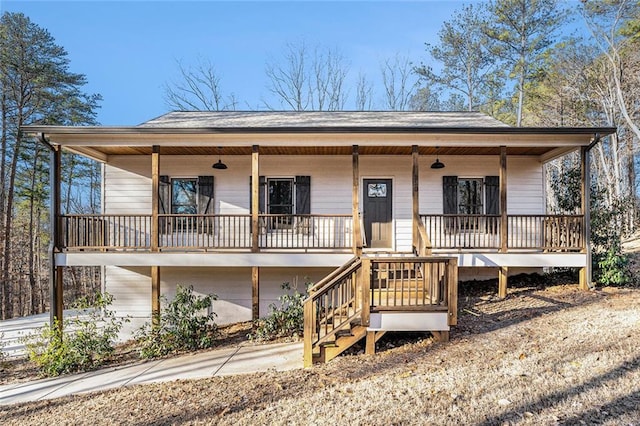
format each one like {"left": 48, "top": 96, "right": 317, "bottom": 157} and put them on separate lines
{"left": 26, "top": 111, "right": 615, "bottom": 365}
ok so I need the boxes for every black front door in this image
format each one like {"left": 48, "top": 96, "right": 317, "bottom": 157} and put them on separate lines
{"left": 363, "top": 179, "right": 393, "bottom": 248}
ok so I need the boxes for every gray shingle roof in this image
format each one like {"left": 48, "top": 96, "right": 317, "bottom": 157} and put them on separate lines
{"left": 139, "top": 111, "right": 511, "bottom": 129}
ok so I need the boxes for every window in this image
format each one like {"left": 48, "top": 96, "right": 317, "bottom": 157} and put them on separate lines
{"left": 267, "top": 178, "right": 294, "bottom": 215}
{"left": 171, "top": 178, "right": 197, "bottom": 214}
{"left": 457, "top": 178, "right": 483, "bottom": 215}
{"left": 443, "top": 175, "right": 499, "bottom": 233}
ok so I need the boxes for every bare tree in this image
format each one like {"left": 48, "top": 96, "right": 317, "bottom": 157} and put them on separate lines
{"left": 264, "top": 41, "right": 350, "bottom": 111}
{"left": 164, "top": 58, "right": 237, "bottom": 111}
{"left": 380, "top": 54, "right": 419, "bottom": 111}
{"left": 355, "top": 72, "right": 374, "bottom": 111}
{"left": 580, "top": 0, "right": 640, "bottom": 141}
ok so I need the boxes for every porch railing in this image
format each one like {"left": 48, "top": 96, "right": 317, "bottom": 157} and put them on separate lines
{"left": 258, "top": 214, "right": 353, "bottom": 249}
{"left": 59, "top": 213, "right": 353, "bottom": 251}
{"left": 420, "top": 214, "right": 584, "bottom": 251}
{"left": 61, "top": 214, "right": 152, "bottom": 250}
{"left": 159, "top": 214, "right": 252, "bottom": 249}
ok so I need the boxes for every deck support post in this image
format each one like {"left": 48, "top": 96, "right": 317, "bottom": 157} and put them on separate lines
{"left": 49, "top": 145, "right": 63, "bottom": 330}
{"left": 252, "top": 266, "right": 260, "bottom": 321}
{"left": 151, "top": 266, "right": 160, "bottom": 325}
{"left": 365, "top": 331, "right": 376, "bottom": 355}
{"left": 412, "top": 145, "right": 420, "bottom": 254}
{"left": 352, "top": 145, "right": 362, "bottom": 256}
{"left": 498, "top": 266, "right": 508, "bottom": 299}
{"left": 500, "top": 146, "right": 508, "bottom": 253}
{"left": 579, "top": 146, "right": 592, "bottom": 290}
{"left": 251, "top": 145, "right": 260, "bottom": 253}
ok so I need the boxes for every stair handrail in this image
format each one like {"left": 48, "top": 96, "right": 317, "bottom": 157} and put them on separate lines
{"left": 414, "top": 217, "right": 432, "bottom": 256}
{"left": 306, "top": 256, "right": 360, "bottom": 295}
{"left": 303, "top": 257, "right": 364, "bottom": 367}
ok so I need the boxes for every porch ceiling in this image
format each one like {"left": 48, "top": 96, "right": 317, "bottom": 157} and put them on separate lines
{"left": 70, "top": 145, "right": 553, "bottom": 156}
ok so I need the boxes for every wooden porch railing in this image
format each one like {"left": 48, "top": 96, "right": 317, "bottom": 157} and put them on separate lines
{"left": 159, "top": 214, "right": 252, "bottom": 249}
{"left": 61, "top": 214, "right": 151, "bottom": 250}
{"left": 258, "top": 214, "right": 353, "bottom": 249}
{"left": 420, "top": 214, "right": 584, "bottom": 252}
{"left": 303, "top": 256, "right": 458, "bottom": 367}
{"left": 59, "top": 213, "right": 354, "bottom": 251}
{"left": 303, "top": 257, "right": 363, "bottom": 367}
{"left": 369, "top": 258, "right": 456, "bottom": 312}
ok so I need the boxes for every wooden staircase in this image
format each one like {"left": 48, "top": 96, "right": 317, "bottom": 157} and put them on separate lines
{"left": 303, "top": 254, "right": 458, "bottom": 367}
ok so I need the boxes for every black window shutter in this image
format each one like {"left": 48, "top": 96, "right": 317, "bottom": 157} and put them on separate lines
{"left": 443, "top": 176, "right": 458, "bottom": 214}
{"left": 197, "top": 176, "right": 214, "bottom": 214}
{"left": 295, "top": 176, "right": 311, "bottom": 214}
{"left": 485, "top": 176, "right": 500, "bottom": 215}
{"left": 159, "top": 175, "right": 170, "bottom": 214}
{"left": 249, "top": 176, "right": 266, "bottom": 213}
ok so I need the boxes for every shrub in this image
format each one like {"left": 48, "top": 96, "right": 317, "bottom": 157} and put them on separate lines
{"left": 595, "top": 241, "right": 632, "bottom": 286}
{"left": 136, "top": 285, "right": 218, "bottom": 359}
{"left": 24, "top": 293, "right": 126, "bottom": 377}
{"left": 250, "top": 282, "right": 309, "bottom": 341}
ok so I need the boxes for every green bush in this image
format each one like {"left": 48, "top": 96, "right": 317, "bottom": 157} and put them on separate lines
{"left": 24, "top": 293, "right": 126, "bottom": 377}
{"left": 595, "top": 241, "right": 632, "bottom": 286}
{"left": 250, "top": 282, "right": 309, "bottom": 341}
{"left": 136, "top": 285, "right": 218, "bottom": 359}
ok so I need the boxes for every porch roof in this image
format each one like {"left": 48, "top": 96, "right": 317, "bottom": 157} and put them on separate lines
{"left": 24, "top": 111, "right": 616, "bottom": 162}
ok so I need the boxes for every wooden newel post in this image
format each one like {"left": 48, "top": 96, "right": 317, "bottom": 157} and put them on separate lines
{"left": 360, "top": 257, "right": 371, "bottom": 327}
{"left": 447, "top": 258, "right": 458, "bottom": 326}
{"left": 303, "top": 299, "right": 313, "bottom": 368}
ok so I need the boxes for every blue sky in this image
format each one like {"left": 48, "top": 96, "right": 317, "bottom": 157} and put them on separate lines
{"left": 2, "top": 1, "right": 469, "bottom": 124}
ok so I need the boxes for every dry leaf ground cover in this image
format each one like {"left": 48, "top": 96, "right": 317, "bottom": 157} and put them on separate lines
{"left": 1, "top": 283, "right": 639, "bottom": 425}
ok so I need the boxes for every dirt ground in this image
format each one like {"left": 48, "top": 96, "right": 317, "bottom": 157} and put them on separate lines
{"left": 1, "top": 282, "right": 639, "bottom": 425}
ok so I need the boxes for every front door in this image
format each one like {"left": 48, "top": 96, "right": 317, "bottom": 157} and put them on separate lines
{"left": 363, "top": 179, "right": 393, "bottom": 248}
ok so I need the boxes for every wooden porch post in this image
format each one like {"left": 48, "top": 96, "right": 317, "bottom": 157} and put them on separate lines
{"left": 251, "top": 145, "right": 260, "bottom": 253}
{"left": 500, "top": 146, "right": 508, "bottom": 253}
{"left": 252, "top": 266, "right": 260, "bottom": 321}
{"left": 151, "top": 146, "right": 161, "bottom": 323}
{"left": 579, "top": 146, "right": 592, "bottom": 290}
{"left": 151, "top": 145, "right": 160, "bottom": 252}
{"left": 499, "top": 146, "right": 509, "bottom": 298}
{"left": 352, "top": 145, "right": 362, "bottom": 256}
{"left": 412, "top": 145, "right": 419, "bottom": 252}
{"left": 50, "top": 145, "right": 63, "bottom": 330}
